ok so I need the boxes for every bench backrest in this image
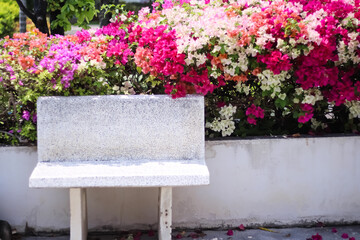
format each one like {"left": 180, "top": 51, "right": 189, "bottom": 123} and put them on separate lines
{"left": 37, "top": 95, "right": 204, "bottom": 162}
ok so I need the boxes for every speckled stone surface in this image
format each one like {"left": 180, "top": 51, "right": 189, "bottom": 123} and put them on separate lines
{"left": 30, "top": 95, "right": 209, "bottom": 188}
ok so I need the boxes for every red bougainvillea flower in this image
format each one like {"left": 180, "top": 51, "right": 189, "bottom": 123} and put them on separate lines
{"left": 239, "top": 224, "right": 245, "bottom": 231}
{"left": 342, "top": 233, "right": 349, "bottom": 238}
{"left": 311, "top": 233, "right": 322, "bottom": 240}
{"left": 349, "top": 237, "right": 355, "bottom": 240}
{"left": 332, "top": 228, "right": 338, "bottom": 233}
{"left": 18, "top": 56, "right": 35, "bottom": 70}
{"left": 227, "top": 229, "right": 234, "bottom": 236}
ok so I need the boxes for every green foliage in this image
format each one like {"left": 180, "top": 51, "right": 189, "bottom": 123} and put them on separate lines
{"left": 102, "top": 1, "right": 151, "bottom": 15}
{"left": 0, "top": 0, "right": 19, "bottom": 38}
{"left": 101, "top": 3, "right": 127, "bottom": 19}
{"left": 48, "top": 0, "right": 99, "bottom": 31}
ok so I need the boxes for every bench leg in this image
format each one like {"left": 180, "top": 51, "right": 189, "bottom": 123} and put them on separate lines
{"left": 158, "top": 187, "right": 172, "bottom": 240}
{"left": 70, "top": 188, "right": 88, "bottom": 240}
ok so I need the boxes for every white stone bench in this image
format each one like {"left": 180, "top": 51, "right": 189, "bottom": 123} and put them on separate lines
{"left": 29, "top": 95, "right": 209, "bottom": 240}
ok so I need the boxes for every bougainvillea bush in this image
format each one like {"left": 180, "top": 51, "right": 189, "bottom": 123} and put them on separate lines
{"left": 0, "top": 10, "right": 160, "bottom": 144}
{"left": 1, "top": 0, "right": 360, "bottom": 144}
{"left": 135, "top": 0, "right": 360, "bottom": 137}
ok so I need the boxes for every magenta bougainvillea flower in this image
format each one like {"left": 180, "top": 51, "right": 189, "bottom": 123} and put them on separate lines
{"left": 22, "top": 110, "right": 30, "bottom": 121}
{"left": 312, "top": 233, "right": 322, "bottom": 240}
{"left": 257, "top": 51, "right": 292, "bottom": 75}
{"left": 227, "top": 229, "right": 234, "bottom": 236}
{"left": 246, "top": 104, "right": 265, "bottom": 125}
{"left": 342, "top": 233, "right": 350, "bottom": 238}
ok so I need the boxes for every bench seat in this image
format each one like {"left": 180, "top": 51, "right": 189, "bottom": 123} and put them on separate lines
{"left": 29, "top": 159, "right": 209, "bottom": 188}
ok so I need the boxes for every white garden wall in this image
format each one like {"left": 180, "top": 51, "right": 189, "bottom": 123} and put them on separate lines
{"left": 1, "top": 136, "right": 360, "bottom": 232}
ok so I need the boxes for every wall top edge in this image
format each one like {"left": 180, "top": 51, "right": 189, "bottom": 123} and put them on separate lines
{"left": 38, "top": 94, "right": 204, "bottom": 101}
{"left": 206, "top": 134, "right": 360, "bottom": 144}
{"left": 1, "top": 134, "right": 359, "bottom": 149}
{"left": 0, "top": 146, "right": 37, "bottom": 154}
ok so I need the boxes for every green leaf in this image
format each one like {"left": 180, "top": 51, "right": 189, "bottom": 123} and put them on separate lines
{"left": 275, "top": 98, "right": 287, "bottom": 109}
{"left": 136, "top": 67, "right": 142, "bottom": 74}
{"left": 220, "top": 45, "right": 226, "bottom": 54}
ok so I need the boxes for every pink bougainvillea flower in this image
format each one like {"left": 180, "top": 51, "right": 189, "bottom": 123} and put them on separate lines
{"left": 227, "top": 229, "right": 234, "bottom": 236}
{"left": 349, "top": 237, "right": 355, "bottom": 240}
{"left": 239, "top": 224, "right": 245, "bottom": 231}
{"left": 162, "top": 0, "right": 174, "bottom": 9}
{"left": 76, "top": 29, "right": 91, "bottom": 43}
{"left": 332, "top": 228, "right": 338, "bottom": 233}
{"left": 312, "top": 233, "right": 322, "bottom": 240}
{"left": 342, "top": 233, "right": 349, "bottom": 238}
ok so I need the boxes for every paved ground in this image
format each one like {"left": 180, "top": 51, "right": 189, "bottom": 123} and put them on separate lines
{"left": 19, "top": 225, "right": 360, "bottom": 240}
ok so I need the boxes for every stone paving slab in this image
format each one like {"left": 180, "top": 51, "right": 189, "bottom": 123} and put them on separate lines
{"left": 20, "top": 225, "right": 360, "bottom": 240}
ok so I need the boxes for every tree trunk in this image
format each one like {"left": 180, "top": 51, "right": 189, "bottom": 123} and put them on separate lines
{"left": 99, "top": 0, "right": 120, "bottom": 27}
{"left": 50, "top": 8, "right": 65, "bottom": 35}
{"left": 33, "top": 0, "right": 49, "bottom": 35}
{"left": 99, "top": 0, "right": 111, "bottom": 27}
{"left": 15, "top": 0, "right": 49, "bottom": 35}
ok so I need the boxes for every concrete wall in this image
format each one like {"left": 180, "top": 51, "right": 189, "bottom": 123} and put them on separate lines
{"left": 1, "top": 136, "right": 360, "bottom": 232}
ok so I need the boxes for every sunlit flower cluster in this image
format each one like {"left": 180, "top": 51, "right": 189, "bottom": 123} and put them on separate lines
{"left": 135, "top": 0, "right": 359, "bottom": 136}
